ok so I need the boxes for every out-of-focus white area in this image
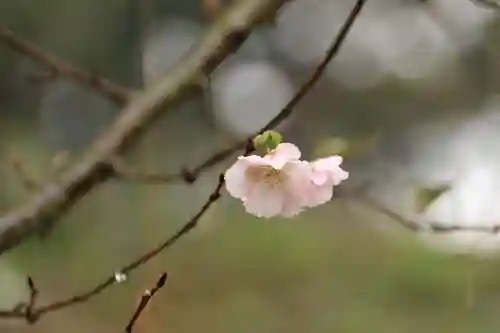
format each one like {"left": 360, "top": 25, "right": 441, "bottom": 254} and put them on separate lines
{"left": 210, "top": 62, "right": 295, "bottom": 138}
{"left": 367, "top": 96, "right": 500, "bottom": 255}
{"left": 142, "top": 18, "right": 293, "bottom": 138}
{"left": 273, "top": 0, "right": 496, "bottom": 87}
{"left": 142, "top": 19, "right": 204, "bottom": 85}
{"left": 432, "top": 0, "right": 496, "bottom": 46}
{"left": 142, "top": 18, "right": 272, "bottom": 86}
{"left": 139, "top": 0, "right": 496, "bottom": 140}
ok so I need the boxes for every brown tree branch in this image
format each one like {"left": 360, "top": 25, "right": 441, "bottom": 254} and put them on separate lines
{"left": 125, "top": 272, "right": 168, "bottom": 333}
{"left": 354, "top": 192, "right": 500, "bottom": 233}
{"left": 0, "top": 0, "right": 289, "bottom": 257}
{"left": 109, "top": 157, "right": 182, "bottom": 184}
{"left": 0, "top": 276, "right": 39, "bottom": 323}
{"left": 355, "top": 194, "right": 422, "bottom": 232}
{"left": 0, "top": 25, "right": 134, "bottom": 104}
{"left": 0, "top": 0, "right": 368, "bottom": 324}
{"left": 109, "top": 156, "right": 198, "bottom": 185}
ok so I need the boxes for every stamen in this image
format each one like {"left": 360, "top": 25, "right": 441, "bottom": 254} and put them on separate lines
{"left": 245, "top": 165, "right": 287, "bottom": 186}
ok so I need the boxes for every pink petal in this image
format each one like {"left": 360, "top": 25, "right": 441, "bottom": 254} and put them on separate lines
{"left": 281, "top": 161, "right": 316, "bottom": 212}
{"left": 264, "top": 142, "right": 301, "bottom": 169}
{"left": 331, "top": 168, "right": 349, "bottom": 186}
{"left": 281, "top": 199, "right": 305, "bottom": 217}
{"left": 282, "top": 161, "right": 313, "bottom": 191}
{"left": 274, "top": 143, "right": 302, "bottom": 159}
{"left": 224, "top": 159, "right": 252, "bottom": 199}
{"left": 224, "top": 155, "right": 268, "bottom": 199}
{"left": 238, "top": 155, "right": 269, "bottom": 165}
{"left": 242, "top": 183, "right": 285, "bottom": 218}
{"left": 312, "top": 156, "right": 349, "bottom": 186}
{"left": 312, "top": 156, "right": 343, "bottom": 171}
{"left": 310, "top": 170, "right": 328, "bottom": 186}
{"left": 290, "top": 161, "right": 334, "bottom": 208}
{"left": 304, "top": 184, "right": 334, "bottom": 208}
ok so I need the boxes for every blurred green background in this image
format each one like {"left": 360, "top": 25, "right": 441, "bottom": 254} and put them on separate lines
{"left": 2, "top": 0, "right": 500, "bottom": 332}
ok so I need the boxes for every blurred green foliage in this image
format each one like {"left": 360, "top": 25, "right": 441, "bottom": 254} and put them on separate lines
{"left": 1, "top": 128, "right": 500, "bottom": 333}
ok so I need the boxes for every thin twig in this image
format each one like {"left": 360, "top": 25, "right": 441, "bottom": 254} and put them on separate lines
{"left": 10, "top": 157, "right": 39, "bottom": 191}
{"left": 0, "top": 0, "right": 367, "bottom": 324}
{"left": 0, "top": 25, "right": 134, "bottom": 104}
{"left": 355, "top": 195, "right": 423, "bottom": 232}
{"left": 355, "top": 193, "right": 500, "bottom": 233}
{"left": 0, "top": 0, "right": 289, "bottom": 257}
{"left": 25, "top": 276, "right": 39, "bottom": 323}
{"left": 125, "top": 272, "right": 168, "bottom": 333}
{"left": 110, "top": 157, "right": 182, "bottom": 184}
{"left": 0, "top": 276, "right": 40, "bottom": 323}
{"left": 430, "top": 223, "right": 500, "bottom": 233}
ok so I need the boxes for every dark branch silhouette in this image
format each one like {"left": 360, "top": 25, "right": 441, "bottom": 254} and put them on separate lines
{"left": 125, "top": 272, "right": 168, "bottom": 333}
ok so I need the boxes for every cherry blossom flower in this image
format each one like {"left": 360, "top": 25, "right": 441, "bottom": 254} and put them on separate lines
{"left": 303, "top": 156, "right": 349, "bottom": 208}
{"left": 224, "top": 143, "right": 312, "bottom": 218}
{"left": 224, "top": 142, "right": 349, "bottom": 218}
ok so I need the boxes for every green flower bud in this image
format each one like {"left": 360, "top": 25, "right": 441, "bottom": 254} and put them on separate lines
{"left": 253, "top": 130, "right": 283, "bottom": 152}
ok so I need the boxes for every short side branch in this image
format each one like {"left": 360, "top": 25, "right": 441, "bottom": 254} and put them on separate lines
{"left": 0, "top": 25, "right": 134, "bottom": 103}
{"left": 125, "top": 272, "right": 168, "bottom": 333}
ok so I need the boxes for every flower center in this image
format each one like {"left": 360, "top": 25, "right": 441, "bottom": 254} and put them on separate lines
{"left": 245, "top": 165, "right": 287, "bottom": 187}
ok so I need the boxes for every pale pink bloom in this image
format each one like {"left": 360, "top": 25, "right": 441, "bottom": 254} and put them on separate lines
{"left": 224, "top": 143, "right": 312, "bottom": 218}
{"left": 303, "top": 156, "right": 349, "bottom": 208}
